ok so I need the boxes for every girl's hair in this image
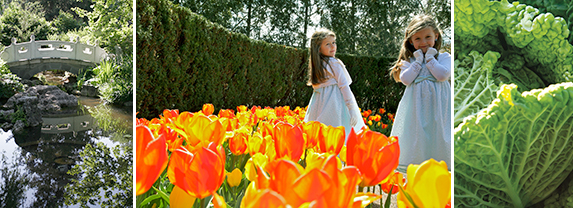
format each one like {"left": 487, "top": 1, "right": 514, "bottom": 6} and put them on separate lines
{"left": 307, "top": 28, "right": 336, "bottom": 86}
{"left": 390, "top": 14, "right": 443, "bottom": 82}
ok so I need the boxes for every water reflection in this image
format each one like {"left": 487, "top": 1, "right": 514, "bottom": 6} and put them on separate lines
{"left": 0, "top": 96, "right": 132, "bottom": 208}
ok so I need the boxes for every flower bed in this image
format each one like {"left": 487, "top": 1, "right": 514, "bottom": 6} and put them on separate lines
{"left": 136, "top": 104, "right": 450, "bottom": 208}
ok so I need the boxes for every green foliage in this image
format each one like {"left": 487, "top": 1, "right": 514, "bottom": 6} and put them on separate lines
{"left": 88, "top": 103, "right": 133, "bottom": 143}
{"left": 0, "top": 61, "right": 24, "bottom": 99}
{"left": 136, "top": 0, "right": 403, "bottom": 119}
{"left": 92, "top": 55, "right": 133, "bottom": 105}
{"left": 73, "top": 0, "right": 133, "bottom": 54}
{"left": 539, "top": 171, "right": 573, "bottom": 208}
{"left": 181, "top": 0, "right": 451, "bottom": 57}
{"left": 64, "top": 142, "right": 133, "bottom": 207}
{"left": 0, "top": 1, "right": 54, "bottom": 46}
{"left": 454, "top": 83, "right": 573, "bottom": 207}
{"left": 10, "top": 105, "right": 27, "bottom": 125}
{"left": 51, "top": 10, "right": 86, "bottom": 34}
{"left": 32, "top": 0, "right": 93, "bottom": 21}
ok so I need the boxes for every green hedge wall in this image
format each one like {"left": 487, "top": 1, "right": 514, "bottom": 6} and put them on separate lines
{"left": 136, "top": 0, "right": 405, "bottom": 119}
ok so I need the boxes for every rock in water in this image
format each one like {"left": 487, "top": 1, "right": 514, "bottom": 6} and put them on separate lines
{"left": 4, "top": 85, "right": 79, "bottom": 127}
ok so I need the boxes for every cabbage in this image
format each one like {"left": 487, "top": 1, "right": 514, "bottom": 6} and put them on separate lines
{"left": 454, "top": 83, "right": 573, "bottom": 207}
{"left": 453, "top": 50, "right": 500, "bottom": 127}
{"left": 455, "top": 0, "right": 573, "bottom": 90}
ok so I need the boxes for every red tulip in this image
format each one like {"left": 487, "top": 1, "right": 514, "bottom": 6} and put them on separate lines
{"left": 167, "top": 142, "right": 226, "bottom": 199}
{"left": 347, "top": 129, "right": 400, "bottom": 187}
{"left": 136, "top": 125, "right": 168, "bottom": 195}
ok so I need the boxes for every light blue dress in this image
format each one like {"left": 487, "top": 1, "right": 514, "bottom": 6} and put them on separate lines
{"left": 391, "top": 53, "right": 451, "bottom": 168}
{"left": 304, "top": 57, "right": 366, "bottom": 142}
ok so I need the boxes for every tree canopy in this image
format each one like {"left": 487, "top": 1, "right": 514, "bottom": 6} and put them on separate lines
{"left": 174, "top": 0, "right": 451, "bottom": 57}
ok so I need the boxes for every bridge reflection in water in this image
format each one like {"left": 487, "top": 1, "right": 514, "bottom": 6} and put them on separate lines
{"left": 12, "top": 111, "right": 97, "bottom": 207}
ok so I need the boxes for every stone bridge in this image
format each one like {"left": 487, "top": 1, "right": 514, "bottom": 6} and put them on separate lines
{"left": 0, "top": 35, "right": 108, "bottom": 79}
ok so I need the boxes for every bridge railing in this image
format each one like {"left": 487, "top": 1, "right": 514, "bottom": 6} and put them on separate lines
{"left": 0, "top": 35, "right": 108, "bottom": 64}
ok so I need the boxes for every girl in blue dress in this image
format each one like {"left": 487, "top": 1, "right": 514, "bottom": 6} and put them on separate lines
{"left": 389, "top": 15, "right": 451, "bottom": 168}
{"left": 303, "top": 28, "right": 365, "bottom": 142}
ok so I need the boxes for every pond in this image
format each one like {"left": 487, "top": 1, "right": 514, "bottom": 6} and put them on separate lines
{"left": 0, "top": 96, "right": 132, "bottom": 207}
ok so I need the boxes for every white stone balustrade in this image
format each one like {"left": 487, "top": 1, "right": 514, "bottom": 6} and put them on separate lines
{"left": 0, "top": 36, "right": 109, "bottom": 79}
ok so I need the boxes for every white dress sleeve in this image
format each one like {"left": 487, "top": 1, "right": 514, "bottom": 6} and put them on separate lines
{"left": 399, "top": 60, "right": 422, "bottom": 86}
{"left": 426, "top": 52, "right": 451, "bottom": 82}
{"left": 328, "top": 58, "right": 352, "bottom": 89}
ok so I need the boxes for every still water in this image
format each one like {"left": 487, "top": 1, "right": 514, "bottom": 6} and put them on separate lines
{"left": 0, "top": 96, "right": 132, "bottom": 207}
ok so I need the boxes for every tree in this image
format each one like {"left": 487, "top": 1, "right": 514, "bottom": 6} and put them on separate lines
{"left": 73, "top": 0, "right": 133, "bottom": 54}
{"left": 0, "top": 1, "right": 54, "bottom": 46}
{"left": 31, "top": 0, "right": 92, "bottom": 21}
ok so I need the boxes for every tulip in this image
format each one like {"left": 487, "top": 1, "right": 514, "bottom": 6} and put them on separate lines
{"left": 167, "top": 143, "right": 226, "bottom": 199}
{"left": 244, "top": 153, "right": 269, "bottom": 181}
{"left": 242, "top": 156, "right": 380, "bottom": 208}
{"left": 273, "top": 122, "right": 304, "bottom": 162}
{"left": 227, "top": 168, "right": 243, "bottom": 187}
{"left": 212, "top": 193, "right": 226, "bottom": 208}
{"left": 218, "top": 109, "right": 235, "bottom": 118}
{"left": 182, "top": 114, "right": 225, "bottom": 146}
{"left": 346, "top": 129, "right": 400, "bottom": 187}
{"left": 380, "top": 171, "right": 404, "bottom": 194}
{"left": 229, "top": 128, "right": 248, "bottom": 155}
{"left": 397, "top": 159, "right": 451, "bottom": 208}
{"left": 302, "top": 121, "right": 323, "bottom": 150}
{"left": 202, "top": 103, "right": 214, "bottom": 115}
{"left": 157, "top": 124, "right": 183, "bottom": 152}
{"left": 316, "top": 125, "right": 345, "bottom": 155}
{"left": 160, "top": 109, "right": 180, "bottom": 123}
{"left": 136, "top": 125, "right": 168, "bottom": 195}
{"left": 247, "top": 133, "right": 268, "bottom": 156}
{"left": 379, "top": 108, "right": 386, "bottom": 115}
{"left": 170, "top": 185, "right": 196, "bottom": 208}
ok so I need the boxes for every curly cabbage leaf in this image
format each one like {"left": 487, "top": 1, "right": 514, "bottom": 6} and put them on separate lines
{"left": 507, "top": 0, "right": 573, "bottom": 45}
{"left": 454, "top": 83, "right": 573, "bottom": 207}
{"left": 540, "top": 171, "right": 573, "bottom": 207}
{"left": 455, "top": 0, "right": 573, "bottom": 87}
{"left": 454, "top": 51, "right": 500, "bottom": 127}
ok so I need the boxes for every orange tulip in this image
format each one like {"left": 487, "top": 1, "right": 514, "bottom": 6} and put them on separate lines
{"left": 202, "top": 103, "right": 214, "bottom": 115}
{"left": 136, "top": 125, "right": 168, "bottom": 195}
{"left": 346, "top": 129, "right": 400, "bottom": 187}
{"left": 273, "top": 122, "right": 304, "bottom": 162}
{"left": 362, "top": 109, "right": 372, "bottom": 118}
{"left": 379, "top": 108, "right": 386, "bottom": 115}
{"left": 160, "top": 109, "right": 179, "bottom": 123}
{"left": 397, "top": 159, "right": 450, "bottom": 208}
{"left": 229, "top": 130, "right": 248, "bottom": 155}
{"left": 316, "top": 125, "right": 345, "bottom": 155}
{"left": 167, "top": 143, "right": 226, "bottom": 199}
{"left": 157, "top": 124, "right": 183, "bottom": 152}
{"left": 218, "top": 109, "right": 235, "bottom": 118}
{"left": 242, "top": 156, "right": 380, "bottom": 208}
{"left": 302, "top": 121, "right": 323, "bottom": 149}
{"left": 380, "top": 171, "right": 404, "bottom": 194}
{"left": 247, "top": 133, "right": 268, "bottom": 156}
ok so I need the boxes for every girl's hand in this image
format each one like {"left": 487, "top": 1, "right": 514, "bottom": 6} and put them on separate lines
{"left": 413, "top": 49, "right": 424, "bottom": 64}
{"left": 425, "top": 47, "right": 438, "bottom": 62}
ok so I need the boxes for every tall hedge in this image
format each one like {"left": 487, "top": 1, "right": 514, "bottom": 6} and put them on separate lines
{"left": 136, "top": 0, "right": 405, "bottom": 119}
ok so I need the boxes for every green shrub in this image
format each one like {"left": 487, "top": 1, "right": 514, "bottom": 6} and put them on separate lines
{"left": 0, "top": 61, "right": 24, "bottom": 100}
{"left": 136, "top": 0, "right": 404, "bottom": 119}
{"left": 92, "top": 55, "right": 133, "bottom": 105}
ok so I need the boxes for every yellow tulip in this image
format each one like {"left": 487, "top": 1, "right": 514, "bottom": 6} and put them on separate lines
{"left": 227, "top": 168, "right": 243, "bottom": 187}
{"left": 398, "top": 159, "right": 451, "bottom": 208}
{"left": 169, "top": 185, "right": 196, "bottom": 208}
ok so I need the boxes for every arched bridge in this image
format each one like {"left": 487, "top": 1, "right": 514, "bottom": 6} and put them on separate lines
{"left": 0, "top": 35, "right": 108, "bottom": 79}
